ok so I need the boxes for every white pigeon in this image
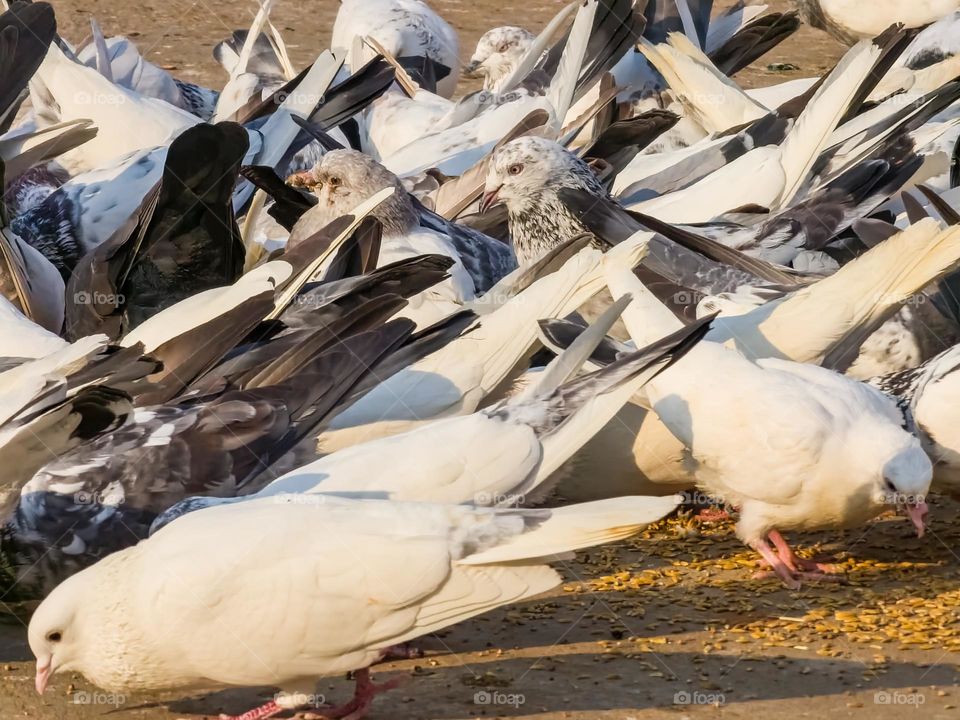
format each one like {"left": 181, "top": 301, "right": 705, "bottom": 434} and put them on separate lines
{"left": 29, "top": 41, "right": 199, "bottom": 173}
{"left": 29, "top": 494, "right": 680, "bottom": 718}
{"left": 464, "top": 26, "right": 535, "bottom": 93}
{"left": 602, "top": 240, "right": 933, "bottom": 589}
{"left": 332, "top": 0, "right": 461, "bottom": 98}
{"left": 794, "top": 0, "right": 960, "bottom": 44}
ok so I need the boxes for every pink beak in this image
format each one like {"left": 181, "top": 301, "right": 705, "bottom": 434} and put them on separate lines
{"left": 479, "top": 186, "right": 502, "bottom": 214}
{"left": 35, "top": 661, "right": 51, "bottom": 695}
{"left": 905, "top": 500, "right": 928, "bottom": 538}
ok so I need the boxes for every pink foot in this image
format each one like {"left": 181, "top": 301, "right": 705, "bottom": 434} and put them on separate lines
{"left": 219, "top": 700, "right": 283, "bottom": 720}
{"left": 750, "top": 532, "right": 847, "bottom": 589}
{"left": 750, "top": 537, "right": 802, "bottom": 590}
{"left": 767, "top": 530, "right": 841, "bottom": 574}
{"left": 322, "top": 669, "right": 404, "bottom": 720}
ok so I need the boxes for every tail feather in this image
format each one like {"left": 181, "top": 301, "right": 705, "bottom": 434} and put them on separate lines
{"left": 524, "top": 294, "right": 633, "bottom": 399}
{"left": 709, "top": 220, "right": 960, "bottom": 371}
{"left": 709, "top": 11, "right": 800, "bottom": 76}
{"left": 529, "top": 312, "right": 713, "bottom": 483}
{"left": 547, "top": 0, "right": 598, "bottom": 128}
{"left": 640, "top": 32, "right": 768, "bottom": 133}
{"left": 778, "top": 35, "right": 897, "bottom": 206}
{"left": 459, "top": 496, "right": 681, "bottom": 565}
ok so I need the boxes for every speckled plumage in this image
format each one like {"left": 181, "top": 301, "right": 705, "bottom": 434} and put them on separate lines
{"left": 870, "top": 344, "right": 960, "bottom": 496}
{"left": 466, "top": 26, "right": 535, "bottom": 93}
{"left": 172, "top": 78, "right": 219, "bottom": 121}
{"left": 1, "top": 398, "right": 298, "bottom": 596}
{"left": 486, "top": 136, "right": 608, "bottom": 266}
{"left": 8, "top": 166, "right": 81, "bottom": 280}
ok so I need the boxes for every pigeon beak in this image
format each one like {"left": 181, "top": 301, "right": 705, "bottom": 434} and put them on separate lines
{"left": 480, "top": 185, "right": 502, "bottom": 214}
{"left": 287, "top": 171, "right": 319, "bottom": 190}
{"left": 904, "top": 500, "right": 928, "bottom": 538}
{"left": 463, "top": 60, "right": 481, "bottom": 77}
{"left": 35, "top": 659, "right": 51, "bottom": 695}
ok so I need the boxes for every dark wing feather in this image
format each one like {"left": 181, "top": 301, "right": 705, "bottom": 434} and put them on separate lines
{"left": 309, "top": 55, "right": 397, "bottom": 130}
{"left": 0, "top": 2, "right": 57, "bottom": 124}
{"left": 240, "top": 164, "right": 316, "bottom": 231}
{"left": 558, "top": 187, "right": 800, "bottom": 296}
{"left": 708, "top": 11, "right": 800, "bottom": 76}
{"left": 585, "top": 110, "right": 680, "bottom": 175}
{"left": 66, "top": 122, "right": 249, "bottom": 339}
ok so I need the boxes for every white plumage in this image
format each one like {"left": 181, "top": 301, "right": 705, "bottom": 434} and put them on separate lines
{"left": 333, "top": 0, "right": 460, "bottom": 98}
{"left": 28, "top": 495, "right": 678, "bottom": 696}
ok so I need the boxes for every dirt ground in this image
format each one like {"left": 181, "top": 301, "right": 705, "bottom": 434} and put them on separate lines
{"left": 9, "top": 1, "right": 955, "bottom": 719}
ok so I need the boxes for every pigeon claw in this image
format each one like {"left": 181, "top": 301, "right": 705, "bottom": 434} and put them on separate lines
{"left": 750, "top": 533, "right": 847, "bottom": 590}
{"left": 320, "top": 669, "right": 403, "bottom": 720}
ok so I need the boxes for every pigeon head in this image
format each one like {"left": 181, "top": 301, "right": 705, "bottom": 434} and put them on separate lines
{"left": 878, "top": 440, "right": 932, "bottom": 537}
{"left": 841, "top": 420, "right": 932, "bottom": 537}
{"left": 29, "top": 570, "right": 91, "bottom": 694}
{"left": 482, "top": 136, "right": 604, "bottom": 216}
{"left": 464, "top": 26, "right": 534, "bottom": 92}
{"left": 288, "top": 149, "right": 418, "bottom": 238}
{"left": 482, "top": 137, "right": 607, "bottom": 264}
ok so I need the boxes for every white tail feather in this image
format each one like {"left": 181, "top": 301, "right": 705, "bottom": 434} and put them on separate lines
{"left": 459, "top": 496, "right": 681, "bottom": 565}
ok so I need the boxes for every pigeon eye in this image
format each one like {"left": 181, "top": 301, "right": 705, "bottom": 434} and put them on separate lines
{"left": 496, "top": 42, "right": 510, "bottom": 53}
{"left": 507, "top": 163, "right": 523, "bottom": 176}
{"left": 46, "top": 631, "right": 61, "bottom": 643}
{"left": 328, "top": 176, "right": 342, "bottom": 188}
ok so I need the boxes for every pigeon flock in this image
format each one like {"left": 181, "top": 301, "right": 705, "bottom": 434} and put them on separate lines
{"left": 0, "top": 0, "right": 958, "bottom": 717}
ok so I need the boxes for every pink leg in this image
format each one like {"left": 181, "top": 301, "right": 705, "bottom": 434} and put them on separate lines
{"left": 767, "top": 531, "right": 841, "bottom": 574}
{"left": 322, "top": 669, "right": 403, "bottom": 720}
{"left": 219, "top": 701, "right": 283, "bottom": 720}
{"left": 750, "top": 537, "right": 802, "bottom": 590}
